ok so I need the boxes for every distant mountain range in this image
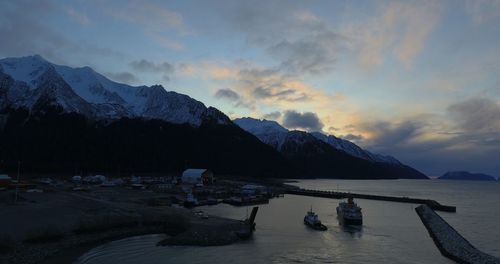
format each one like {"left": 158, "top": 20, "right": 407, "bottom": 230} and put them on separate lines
{"left": 234, "top": 117, "right": 401, "bottom": 165}
{"left": 439, "top": 171, "right": 497, "bottom": 181}
{"left": 0, "top": 55, "right": 427, "bottom": 179}
{"left": 234, "top": 117, "right": 426, "bottom": 179}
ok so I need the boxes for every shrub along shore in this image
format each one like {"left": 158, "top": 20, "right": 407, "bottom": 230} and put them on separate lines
{"left": 0, "top": 190, "right": 250, "bottom": 264}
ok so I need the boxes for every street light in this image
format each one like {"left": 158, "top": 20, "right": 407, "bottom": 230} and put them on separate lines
{"left": 14, "top": 161, "right": 20, "bottom": 203}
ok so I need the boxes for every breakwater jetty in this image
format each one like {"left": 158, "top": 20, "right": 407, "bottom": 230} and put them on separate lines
{"left": 285, "top": 188, "right": 456, "bottom": 212}
{"left": 416, "top": 205, "right": 500, "bottom": 264}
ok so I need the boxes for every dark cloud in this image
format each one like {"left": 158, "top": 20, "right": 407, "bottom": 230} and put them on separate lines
{"left": 0, "top": 1, "right": 65, "bottom": 59}
{"left": 448, "top": 97, "right": 500, "bottom": 133}
{"left": 130, "top": 59, "right": 174, "bottom": 73}
{"left": 105, "top": 71, "right": 139, "bottom": 85}
{"left": 216, "top": 1, "right": 302, "bottom": 44}
{"left": 209, "top": 2, "right": 341, "bottom": 76}
{"left": 263, "top": 111, "right": 281, "bottom": 120}
{"left": 253, "top": 87, "right": 305, "bottom": 101}
{"left": 363, "top": 121, "right": 423, "bottom": 150}
{"left": 215, "top": 88, "right": 240, "bottom": 101}
{"left": 209, "top": 64, "right": 323, "bottom": 110}
{"left": 283, "top": 110, "right": 323, "bottom": 132}
{"left": 214, "top": 88, "right": 255, "bottom": 110}
{"left": 356, "top": 106, "right": 500, "bottom": 176}
{"left": 238, "top": 67, "right": 311, "bottom": 103}
{"left": 268, "top": 32, "right": 339, "bottom": 75}
{"left": 129, "top": 59, "right": 174, "bottom": 83}
{"left": 0, "top": 1, "right": 122, "bottom": 64}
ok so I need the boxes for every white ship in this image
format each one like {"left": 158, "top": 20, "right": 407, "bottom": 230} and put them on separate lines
{"left": 336, "top": 197, "right": 363, "bottom": 225}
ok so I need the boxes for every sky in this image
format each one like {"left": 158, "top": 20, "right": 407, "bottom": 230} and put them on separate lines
{"left": 1, "top": 0, "right": 499, "bottom": 176}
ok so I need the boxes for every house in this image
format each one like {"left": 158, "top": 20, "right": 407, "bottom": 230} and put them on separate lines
{"left": 0, "top": 174, "right": 11, "bottom": 188}
{"left": 72, "top": 175, "right": 82, "bottom": 183}
{"left": 181, "top": 169, "right": 214, "bottom": 185}
{"left": 83, "top": 175, "right": 107, "bottom": 184}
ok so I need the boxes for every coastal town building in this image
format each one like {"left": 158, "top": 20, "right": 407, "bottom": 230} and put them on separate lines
{"left": 181, "top": 169, "right": 214, "bottom": 185}
{"left": 0, "top": 174, "right": 11, "bottom": 188}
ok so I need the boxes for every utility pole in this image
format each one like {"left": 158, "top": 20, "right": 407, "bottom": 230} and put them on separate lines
{"left": 15, "top": 161, "right": 20, "bottom": 203}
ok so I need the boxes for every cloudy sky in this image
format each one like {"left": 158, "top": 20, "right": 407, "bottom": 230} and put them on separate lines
{"left": 1, "top": 0, "right": 499, "bottom": 176}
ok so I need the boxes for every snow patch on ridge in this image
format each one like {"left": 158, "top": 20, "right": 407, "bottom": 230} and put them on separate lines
{"left": 234, "top": 117, "right": 402, "bottom": 166}
{"left": 0, "top": 55, "right": 230, "bottom": 126}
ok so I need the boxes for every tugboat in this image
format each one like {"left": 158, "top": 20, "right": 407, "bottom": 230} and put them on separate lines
{"left": 336, "top": 197, "right": 363, "bottom": 225}
{"left": 303, "top": 207, "right": 328, "bottom": 231}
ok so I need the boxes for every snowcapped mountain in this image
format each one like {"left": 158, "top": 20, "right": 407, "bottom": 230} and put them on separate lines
{"left": 234, "top": 117, "right": 289, "bottom": 150}
{"left": 234, "top": 117, "right": 401, "bottom": 165}
{"left": 234, "top": 117, "right": 288, "bottom": 135}
{"left": 234, "top": 117, "right": 426, "bottom": 179}
{"left": 0, "top": 55, "right": 230, "bottom": 126}
{"left": 235, "top": 117, "right": 333, "bottom": 154}
{"left": 310, "top": 132, "right": 401, "bottom": 165}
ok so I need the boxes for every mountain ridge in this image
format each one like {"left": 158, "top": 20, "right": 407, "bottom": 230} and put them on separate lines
{"left": 439, "top": 171, "right": 497, "bottom": 181}
{"left": 234, "top": 117, "right": 401, "bottom": 165}
{"left": 0, "top": 55, "right": 426, "bottom": 179}
{"left": 234, "top": 117, "right": 427, "bottom": 179}
{"left": 0, "top": 55, "right": 229, "bottom": 126}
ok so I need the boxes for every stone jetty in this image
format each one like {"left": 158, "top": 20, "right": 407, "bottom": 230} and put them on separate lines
{"left": 286, "top": 188, "right": 456, "bottom": 212}
{"left": 416, "top": 205, "right": 500, "bottom": 264}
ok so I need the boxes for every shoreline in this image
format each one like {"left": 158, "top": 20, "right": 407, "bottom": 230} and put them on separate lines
{"left": 0, "top": 185, "right": 255, "bottom": 264}
{"left": 3, "top": 215, "right": 250, "bottom": 264}
{"left": 39, "top": 233, "right": 166, "bottom": 264}
{"left": 19, "top": 226, "right": 168, "bottom": 264}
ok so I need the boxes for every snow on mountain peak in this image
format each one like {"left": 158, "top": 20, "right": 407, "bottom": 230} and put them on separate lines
{"left": 234, "top": 117, "right": 288, "bottom": 135}
{"left": 233, "top": 117, "right": 402, "bottom": 166}
{"left": 310, "top": 131, "right": 401, "bottom": 165}
{"left": 0, "top": 55, "right": 52, "bottom": 89}
{"left": 0, "top": 55, "right": 230, "bottom": 126}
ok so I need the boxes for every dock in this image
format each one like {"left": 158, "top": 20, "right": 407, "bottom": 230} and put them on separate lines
{"left": 285, "top": 188, "right": 456, "bottom": 212}
{"left": 416, "top": 205, "right": 500, "bottom": 264}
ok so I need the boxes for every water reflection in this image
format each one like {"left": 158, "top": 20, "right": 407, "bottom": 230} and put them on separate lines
{"left": 340, "top": 224, "right": 363, "bottom": 238}
{"left": 73, "top": 179, "right": 499, "bottom": 264}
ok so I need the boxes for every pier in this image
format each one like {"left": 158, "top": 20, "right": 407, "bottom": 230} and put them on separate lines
{"left": 416, "top": 205, "right": 500, "bottom": 264}
{"left": 285, "top": 188, "right": 456, "bottom": 212}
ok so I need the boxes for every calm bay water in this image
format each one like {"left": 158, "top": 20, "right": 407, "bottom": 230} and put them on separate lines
{"left": 75, "top": 179, "right": 500, "bottom": 264}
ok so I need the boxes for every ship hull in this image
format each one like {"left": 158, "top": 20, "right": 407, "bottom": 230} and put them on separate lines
{"left": 339, "top": 217, "right": 362, "bottom": 226}
{"left": 304, "top": 220, "right": 328, "bottom": 231}
{"left": 336, "top": 207, "right": 363, "bottom": 226}
{"left": 303, "top": 216, "right": 328, "bottom": 231}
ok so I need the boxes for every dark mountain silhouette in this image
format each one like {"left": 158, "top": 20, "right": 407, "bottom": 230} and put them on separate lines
{"left": 0, "top": 55, "right": 428, "bottom": 179}
{"left": 439, "top": 171, "right": 496, "bottom": 181}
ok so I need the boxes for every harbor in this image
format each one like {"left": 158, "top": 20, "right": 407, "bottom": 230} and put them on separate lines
{"left": 70, "top": 178, "right": 500, "bottom": 264}
{"left": 1, "top": 176, "right": 499, "bottom": 264}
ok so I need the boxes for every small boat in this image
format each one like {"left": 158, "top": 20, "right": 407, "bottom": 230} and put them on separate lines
{"left": 304, "top": 207, "right": 328, "bottom": 231}
{"left": 336, "top": 197, "right": 363, "bottom": 226}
